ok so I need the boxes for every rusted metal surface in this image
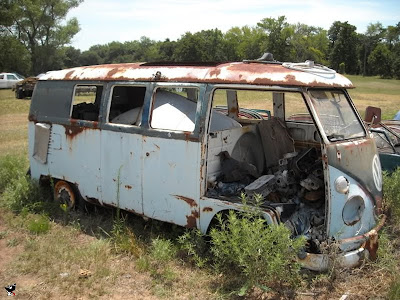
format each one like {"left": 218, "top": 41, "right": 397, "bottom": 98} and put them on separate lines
{"left": 173, "top": 195, "right": 198, "bottom": 207}
{"left": 339, "top": 214, "right": 385, "bottom": 245}
{"left": 40, "top": 62, "right": 354, "bottom": 88}
{"left": 186, "top": 210, "right": 200, "bottom": 228}
{"left": 202, "top": 207, "right": 213, "bottom": 212}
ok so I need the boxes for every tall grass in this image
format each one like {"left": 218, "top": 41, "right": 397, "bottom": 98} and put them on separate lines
{"left": 383, "top": 168, "right": 400, "bottom": 224}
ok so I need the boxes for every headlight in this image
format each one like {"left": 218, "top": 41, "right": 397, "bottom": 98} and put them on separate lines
{"left": 342, "top": 196, "right": 365, "bottom": 226}
{"left": 335, "top": 176, "right": 349, "bottom": 194}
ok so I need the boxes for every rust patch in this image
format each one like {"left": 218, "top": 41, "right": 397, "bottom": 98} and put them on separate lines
{"left": 65, "top": 70, "right": 75, "bottom": 80}
{"left": 186, "top": 210, "right": 200, "bottom": 228}
{"left": 173, "top": 195, "right": 197, "bottom": 207}
{"left": 340, "top": 215, "right": 386, "bottom": 245}
{"left": 183, "top": 131, "right": 198, "bottom": 142}
{"left": 229, "top": 106, "right": 238, "bottom": 115}
{"left": 64, "top": 125, "right": 84, "bottom": 140}
{"left": 28, "top": 114, "right": 37, "bottom": 122}
{"left": 364, "top": 231, "right": 379, "bottom": 260}
{"left": 107, "top": 68, "right": 121, "bottom": 78}
{"left": 202, "top": 207, "right": 213, "bottom": 212}
{"left": 125, "top": 185, "right": 132, "bottom": 190}
{"left": 209, "top": 68, "right": 221, "bottom": 77}
{"left": 284, "top": 74, "right": 296, "bottom": 83}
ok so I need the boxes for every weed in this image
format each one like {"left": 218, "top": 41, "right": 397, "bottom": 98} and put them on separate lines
{"left": 383, "top": 168, "right": 400, "bottom": 224}
{"left": 150, "top": 238, "right": 177, "bottom": 264}
{"left": 177, "top": 229, "right": 209, "bottom": 268}
{"left": 136, "top": 256, "right": 151, "bottom": 272}
{"left": 109, "top": 215, "right": 144, "bottom": 257}
{"left": 0, "top": 230, "right": 7, "bottom": 239}
{"left": 6, "top": 237, "right": 19, "bottom": 247}
{"left": 2, "top": 174, "right": 49, "bottom": 214}
{"left": 27, "top": 214, "right": 51, "bottom": 234}
{"left": 209, "top": 194, "right": 306, "bottom": 296}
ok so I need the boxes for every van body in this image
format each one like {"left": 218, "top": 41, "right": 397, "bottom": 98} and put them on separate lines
{"left": 28, "top": 60, "right": 385, "bottom": 271}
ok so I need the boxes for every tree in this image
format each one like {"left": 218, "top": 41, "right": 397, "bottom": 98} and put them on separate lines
{"left": 62, "top": 46, "right": 81, "bottom": 68}
{"left": 257, "top": 16, "right": 294, "bottom": 61}
{"left": 368, "top": 43, "right": 393, "bottom": 78}
{"left": 290, "top": 24, "right": 329, "bottom": 64}
{"left": 223, "top": 26, "right": 266, "bottom": 61}
{"left": 0, "top": 0, "right": 82, "bottom": 74}
{"left": 0, "top": 35, "right": 31, "bottom": 75}
{"left": 360, "top": 22, "right": 385, "bottom": 76}
{"left": 328, "top": 21, "right": 359, "bottom": 74}
{"left": 173, "top": 29, "right": 226, "bottom": 62}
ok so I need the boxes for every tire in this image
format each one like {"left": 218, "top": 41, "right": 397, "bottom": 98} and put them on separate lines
{"left": 54, "top": 180, "right": 76, "bottom": 208}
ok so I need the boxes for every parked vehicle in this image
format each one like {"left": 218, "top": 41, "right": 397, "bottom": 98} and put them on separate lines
{"left": 0, "top": 72, "right": 24, "bottom": 89}
{"left": 364, "top": 106, "right": 400, "bottom": 172}
{"left": 13, "top": 75, "right": 41, "bottom": 99}
{"left": 28, "top": 56, "right": 385, "bottom": 271}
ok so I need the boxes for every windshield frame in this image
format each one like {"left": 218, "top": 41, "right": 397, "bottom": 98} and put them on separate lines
{"left": 306, "top": 88, "right": 366, "bottom": 143}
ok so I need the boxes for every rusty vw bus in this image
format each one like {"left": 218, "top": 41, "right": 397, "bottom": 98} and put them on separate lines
{"left": 28, "top": 57, "right": 385, "bottom": 271}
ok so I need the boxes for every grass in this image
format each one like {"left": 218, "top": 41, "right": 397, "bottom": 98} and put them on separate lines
{"left": 0, "top": 89, "right": 30, "bottom": 157}
{"left": 347, "top": 75, "right": 400, "bottom": 120}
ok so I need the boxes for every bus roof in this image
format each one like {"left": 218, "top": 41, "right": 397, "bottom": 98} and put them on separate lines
{"left": 40, "top": 61, "right": 354, "bottom": 88}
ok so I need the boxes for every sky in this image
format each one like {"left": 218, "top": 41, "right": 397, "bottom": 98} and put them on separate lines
{"left": 67, "top": 0, "right": 400, "bottom": 51}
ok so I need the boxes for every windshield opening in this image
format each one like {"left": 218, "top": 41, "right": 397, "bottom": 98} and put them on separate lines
{"left": 308, "top": 89, "right": 365, "bottom": 141}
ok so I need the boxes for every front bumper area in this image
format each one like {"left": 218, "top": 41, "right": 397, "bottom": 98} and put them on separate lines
{"left": 298, "top": 215, "right": 386, "bottom": 271}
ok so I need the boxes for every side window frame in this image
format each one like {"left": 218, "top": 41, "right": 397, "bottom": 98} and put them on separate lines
{"left": 70, "top": 84, "right": 103, "bottom": 122}
{"left": 148, "top": 84, "right": 202, "bottom": 134}
{"left": 106, "top": 84, "right": 147, "bottom": 126}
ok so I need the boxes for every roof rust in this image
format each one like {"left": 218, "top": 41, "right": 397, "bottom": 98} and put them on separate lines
{"left": 40, "top": 62, "right": 354, "bottom": 88}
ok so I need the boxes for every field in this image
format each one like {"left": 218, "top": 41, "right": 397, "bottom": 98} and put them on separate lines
{"left": 0, "top": 75, "right": 400, "bottom": 299}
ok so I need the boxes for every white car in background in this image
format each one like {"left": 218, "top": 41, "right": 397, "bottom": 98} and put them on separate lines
{"left": 0, "top": 72, "right": 25, "bottom": 89}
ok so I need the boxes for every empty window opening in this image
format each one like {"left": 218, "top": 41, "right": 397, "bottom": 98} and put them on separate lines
{"left": 150, "top": 87, "right": 199, "bottom": 132}
{"left": 71, "top": 85, "right": 102, "bottom": 121}
{"left": 109, "top": 86, "right": 146, "bottom": 126}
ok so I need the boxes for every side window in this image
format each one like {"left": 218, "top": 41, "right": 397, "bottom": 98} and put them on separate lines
{"left": 7, "top": 75, "right": 17, "bottom": 80}
{"left": 0, "top": 75, "right": 4, "bottom": 79}
{"left": 212, "top": 89, "right": 273, "bottom": 121}
{"left": 150, "top": 87, "right": 199, "bottom": 132}
{"left": 71, "top": 85, "right": 102, "bottom": 121}
{"left": 285, "top": 93, "right": 312, "bottom": 123}
{"left": 108, "top": 86, "right": 146, "bottom": 125}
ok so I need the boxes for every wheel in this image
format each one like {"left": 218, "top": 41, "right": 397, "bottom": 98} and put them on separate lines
{"left": 54, "top": 180, "right": 76, "bottom": 208}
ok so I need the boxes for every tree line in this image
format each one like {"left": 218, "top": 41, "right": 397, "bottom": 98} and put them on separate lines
{"left": 0, "top": 0, "right": 399, "bottom": 79}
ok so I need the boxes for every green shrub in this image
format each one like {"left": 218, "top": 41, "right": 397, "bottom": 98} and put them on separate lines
{"left": 383, "top": 168, "right": 400, "bottom": 224}
{"left": 210, "top": 196, "right": 306, "bottom": 295}
{"left": 339, "top": 62, "right": 346, "bottom": 74}
{"left": 177, "top": 229, "right": 209, "bottom": 267}
{"left": 110, "top": 216, "right": 143, "bottom": 257}
{"left": 150, "top": 238, "right": 177, "bottom": 263}
{"left": 2, "top": 174, "right": 46, "bottom": 213}
{"left": 28, "top": 214, "right": 51, "bottom": 234}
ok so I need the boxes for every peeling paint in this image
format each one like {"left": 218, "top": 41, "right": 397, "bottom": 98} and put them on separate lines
{"left": 173, "top": 195, "right": 197, "bottom": 207}
{"left": 40, "top": 62, "right": 354, "bottom": 88}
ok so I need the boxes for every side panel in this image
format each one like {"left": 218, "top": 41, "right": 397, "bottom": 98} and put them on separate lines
{"left": 142, "top": 136, "right": 201, "bottom": 227}
{"left": 29, "top": 122, "right": 102, "bottom": 201}
{"left": 100, "top": 129, "right": 143, "bottom": 214}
